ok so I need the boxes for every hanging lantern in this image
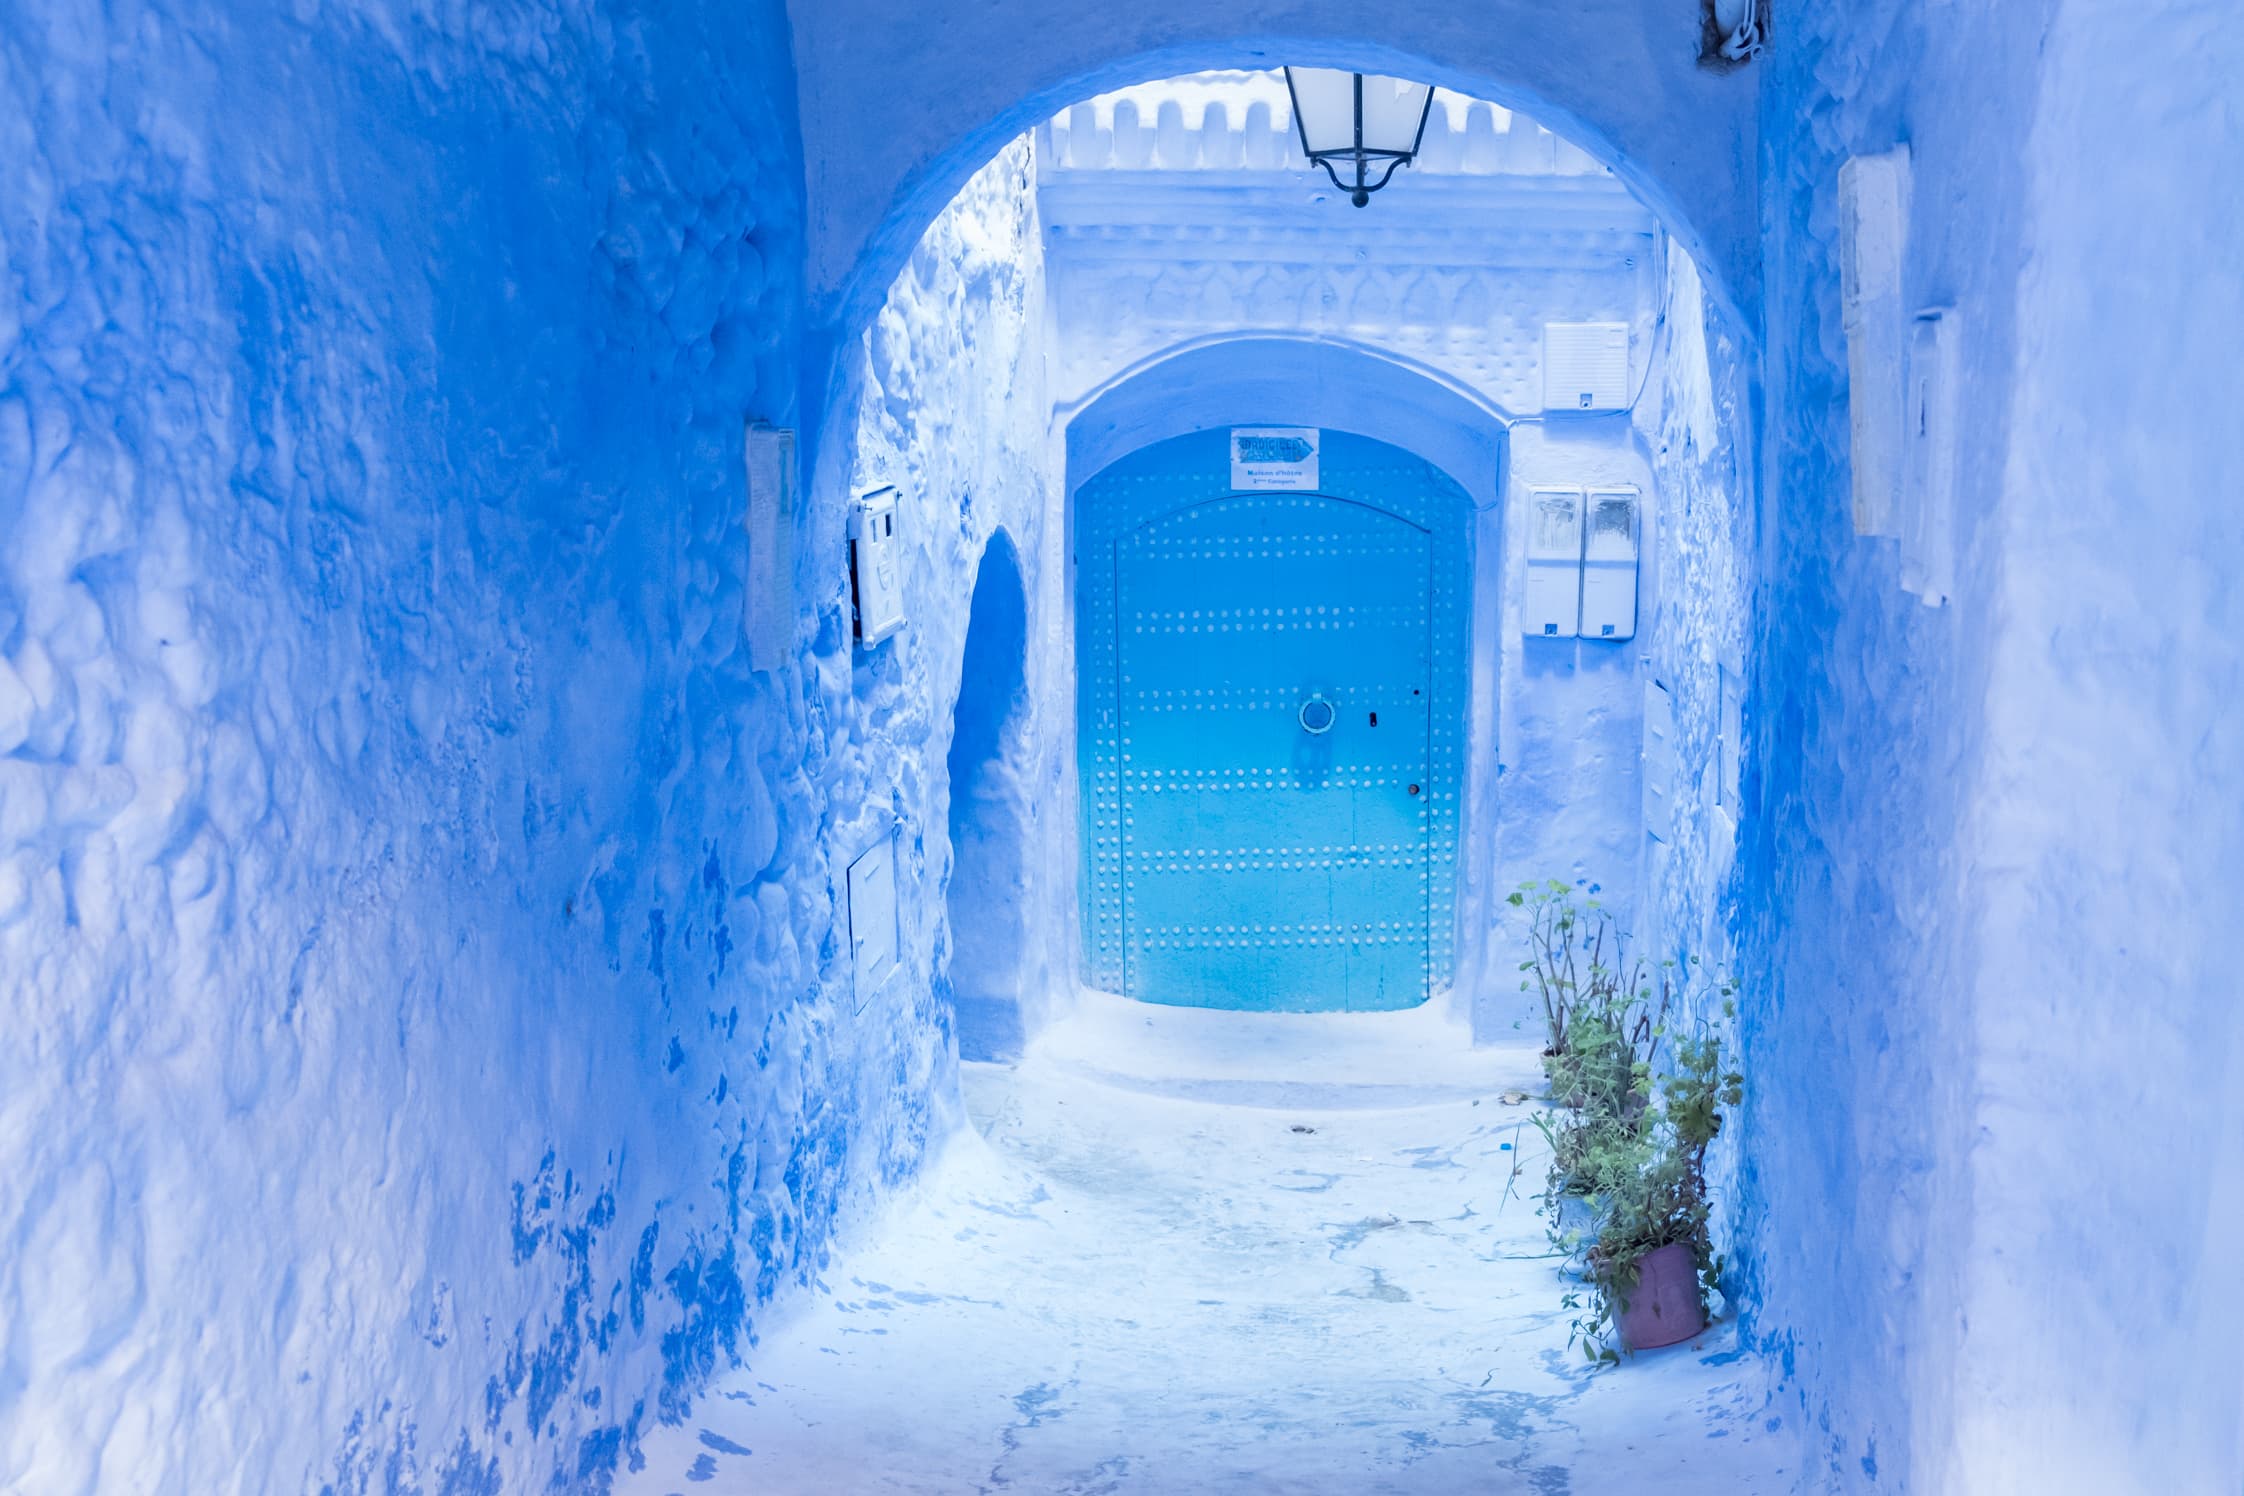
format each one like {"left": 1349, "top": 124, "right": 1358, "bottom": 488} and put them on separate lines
{"left": 1282, "top": 67, "right": 1437, "bottom": 206}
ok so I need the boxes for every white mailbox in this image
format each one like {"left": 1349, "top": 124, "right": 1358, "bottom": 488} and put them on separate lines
{"left": 1580, "top": 487, "right": 1641, "bottom": 640}
{"left": 846, "top": 830, "right": 898, "bottom": 1009}
{"left": 848, "top": 486, "right": 905, "bottom": 646}
{"left": 1523, "top": 486, "right": 1584, "bottom": 638}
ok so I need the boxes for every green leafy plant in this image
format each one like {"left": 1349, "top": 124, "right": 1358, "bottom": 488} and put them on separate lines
{"left": 1509, "top": 879, "right": 1599, "bottom": 1061}
{"left": 1507, "top": 883, "right": 1669, "bottom": 1072}
{"left": 1564, "top": 1004, "right": 1744, "bottom": 1364}
{"left": 1514, "top": 880, "right": 1745, "bottom": 1362}
{"left": 1511, "top": 882, "right": 1672, "bottom": 1213}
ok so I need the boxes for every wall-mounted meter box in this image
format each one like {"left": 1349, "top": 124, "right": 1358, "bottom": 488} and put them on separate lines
{"left": 1542, "top": 322, "right": 1631, "bottom": 411}
{"left": 1523, "top": 486, "right": 1585, "bottom": 638}
{"left": 845, "top": 829, "right": 899, "bottom": 1010}
{"left": 1580, "top": 487, "right": 1641, "bottom": 640}
{"left": 848, "top": 486, "right": 906, "bottom": 646}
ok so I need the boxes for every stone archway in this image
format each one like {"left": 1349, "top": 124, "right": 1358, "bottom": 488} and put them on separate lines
{"left": 792, "top": 5, "right": 1761, "bottom": 356}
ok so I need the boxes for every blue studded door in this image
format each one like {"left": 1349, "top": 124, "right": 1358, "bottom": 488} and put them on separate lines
{"left": 1114, "top": 495, "right": 1433, "bottom": 1011}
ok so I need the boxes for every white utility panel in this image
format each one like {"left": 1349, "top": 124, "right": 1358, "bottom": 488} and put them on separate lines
{"left": 1522, "top": 486, "right": 1584, "bottom": 638}
{"left": 1839, "top": 147, "right": 1911, "bottom": 537}
{"left": 1580, "top": 487, "right": 1640, "bottom": 640}
{"left": 1542, "top": 322, "right": 1631, "bottom": 412}
{"left": 846, "top": 830, "right": 898, "bottom": 1009}
{"left": 848, "top": 486, "right": 906, "bottom": 645}
{"left": 742, "top": 423, "right": 797, "bottom": 672}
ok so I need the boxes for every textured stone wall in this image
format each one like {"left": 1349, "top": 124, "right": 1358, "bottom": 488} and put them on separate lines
{"left": 1631, "top": 246, "right": 1757, "bottom": 1278}
{"left": 1740, "top": 2, "right": 2044, "bottom": 1484}
{"left": 819, "top": 136, "right": 1066, "bottom": 1064}
{"left": 0, "top": 0, "right": 969, "bottom": 1487}
{"left": 1947, "top": 1, "right": 2244, "bottom": 1488}
{"left": 1741, "top": 0, "right": 2244, "bottom": 1490}
{"left": 1639, "top": 250, "right": 1754, "bottom": 975}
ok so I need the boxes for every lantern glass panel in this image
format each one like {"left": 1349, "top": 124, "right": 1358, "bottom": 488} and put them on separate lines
{"left": 1359, "top": 76, "right": 1434, "bottom": 155}
{"left": 1286, "top": 67, "right": 1358, "bottom": 157}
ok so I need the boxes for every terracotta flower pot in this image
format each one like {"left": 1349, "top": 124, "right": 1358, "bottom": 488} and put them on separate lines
{"left": 1616, "top": 1241, "right": 1705, "bottom": 1351}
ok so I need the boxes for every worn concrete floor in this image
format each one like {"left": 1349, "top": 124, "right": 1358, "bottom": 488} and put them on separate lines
{"left": 626, "top": 1007, "right": 1799, "bottom": 1494}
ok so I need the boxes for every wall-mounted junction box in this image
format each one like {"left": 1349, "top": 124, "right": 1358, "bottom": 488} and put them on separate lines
{"left": 1839, "top": 146, "right": 1912, "bottom": 538}
{"left": 1523, "top": 486, "right": 1584, "bottom": 638}
{"left": 742, "top": 423, "right": 797, "bottom": 672}
{"left": 1580, "top": 487, "right": 1641, "bottom": 640}
{"left": 848, "top": 486, "right": 906, "bottom": 646}
{"left": 845, "top": 829, "right": 899, "bottom": 1009}
{"left": 1542, "top": 322, "right": 1631, "bottom": 412}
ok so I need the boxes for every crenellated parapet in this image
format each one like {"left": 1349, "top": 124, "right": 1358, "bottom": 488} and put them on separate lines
{"left": 1043, "top": 74, "right": 1611, "bottom": 179}
{"left": 1036, "top": 73, "right": 1659, "bottom": 416}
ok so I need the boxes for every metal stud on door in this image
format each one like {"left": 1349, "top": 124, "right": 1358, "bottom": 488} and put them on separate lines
{"left": 1115, "top": 494, "right": 1433, "bottom": 1011}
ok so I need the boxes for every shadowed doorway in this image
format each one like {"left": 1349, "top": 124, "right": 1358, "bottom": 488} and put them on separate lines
{"left": 944, "top": 529, "right": 1034, "bottom": 1059}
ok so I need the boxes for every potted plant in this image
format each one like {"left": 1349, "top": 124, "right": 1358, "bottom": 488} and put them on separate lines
{"left": 1569, "top": 1015, "right": 1742, "bottom": 1361}
{"left": 1514, "top": 880, "right": 1679, "bottom": 1264}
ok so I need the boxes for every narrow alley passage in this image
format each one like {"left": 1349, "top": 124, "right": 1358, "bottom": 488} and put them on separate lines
{"left": 627, "top": 1003, "right": 1794, "bottom": 1494}
{"left": 13, "top": 2, "right": 2244, "bottom": 1489}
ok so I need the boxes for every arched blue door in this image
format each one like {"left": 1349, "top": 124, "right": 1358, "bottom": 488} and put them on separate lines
{"left": 1114, "top": 494, "right": 1433, "bottom": 1011}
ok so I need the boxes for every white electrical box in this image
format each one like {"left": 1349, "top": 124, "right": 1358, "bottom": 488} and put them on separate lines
{"left": 1580, "top": 487, "right": 1640, "bottom": 640}
{"left": 1542, "top": 322, "right": 1631, "bottom": 411}
{"left": 848, "top": 486, "right": 906, "bottom": 646}
{"left": 1522, "top": 486, "right": 1584, "bottom": 638}
{"left": 743, "top": 423, "right": 796, "bottom": 672}
{"left": 1901, "top": 308, "right": 1959, "bottom": 607}
{"left": 846, "top": 830, "right": 898, "bottom": 1008}
{"left": 1642, "top": 678, "right": 1676, "bottom": 844}
{"left": 1839, "top": 147, "right": 1912, "bottom": 538}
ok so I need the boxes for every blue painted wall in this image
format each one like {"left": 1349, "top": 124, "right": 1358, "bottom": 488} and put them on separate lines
{"left": 0, "top": 5, "right": 1052, "bottom": 1490}
{"left": 1738, "top": 1, "right": 2244, "bottom": 1490}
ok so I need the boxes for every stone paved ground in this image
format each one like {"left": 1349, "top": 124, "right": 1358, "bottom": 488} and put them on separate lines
{"left": 627, "top": 1031, "right": 1799, "bottom": 1495}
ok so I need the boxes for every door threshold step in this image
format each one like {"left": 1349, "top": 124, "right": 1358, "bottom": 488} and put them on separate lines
{"left": 1011, "top": 986, "right": 1544, "bottom": 1110}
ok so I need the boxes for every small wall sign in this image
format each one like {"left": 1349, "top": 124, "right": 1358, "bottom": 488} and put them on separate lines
{"left": 1230, "top": 427, "right": 1319, "bottom": 491}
